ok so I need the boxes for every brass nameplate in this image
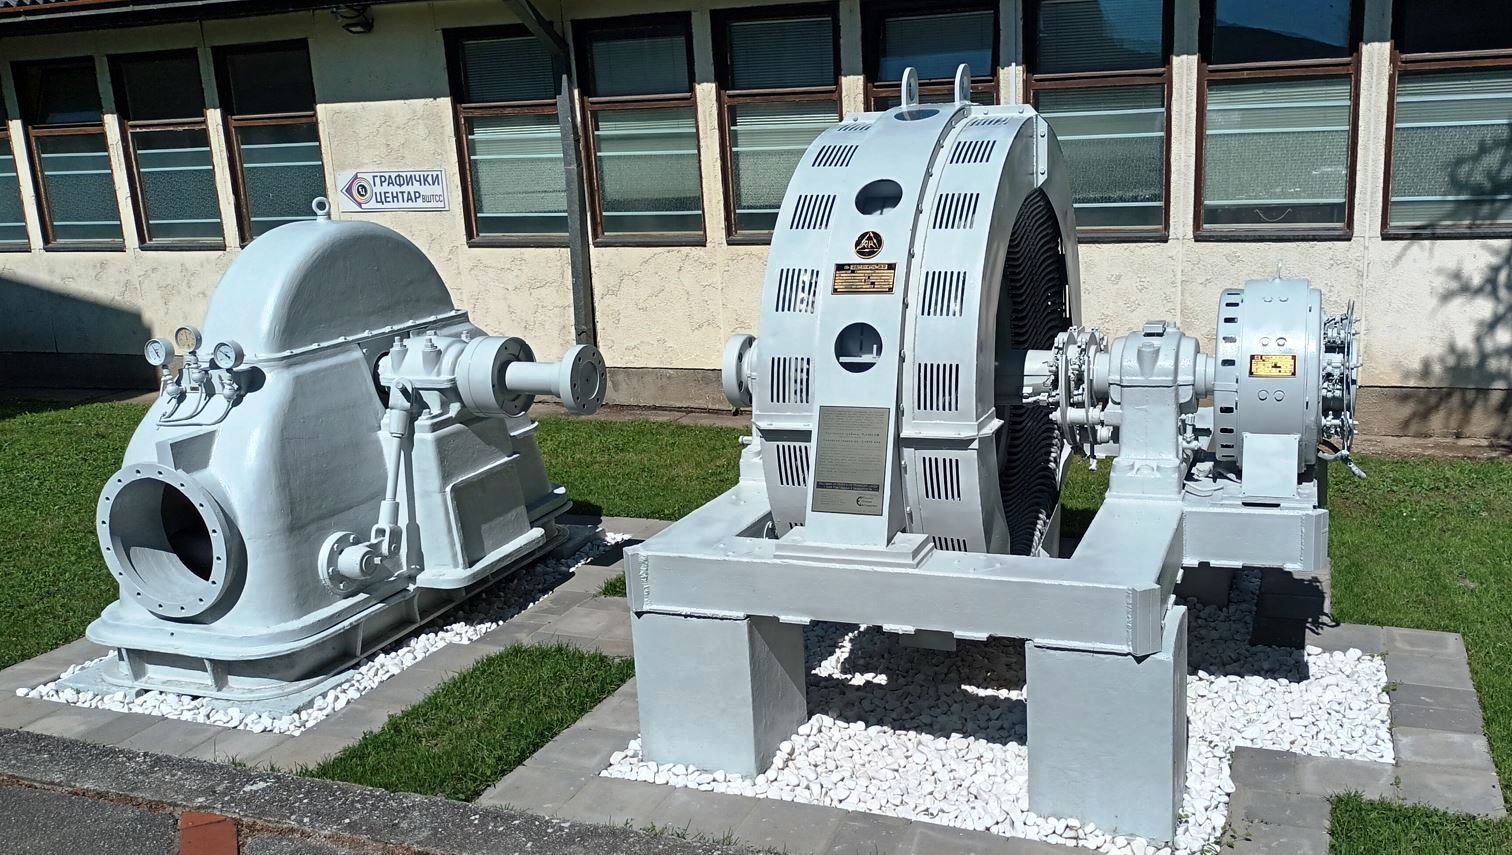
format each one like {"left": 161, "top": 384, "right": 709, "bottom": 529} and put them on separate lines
{"left": 833, "top": 262, "right": 896, "bottom": 294}
{"left": 1249, "top": 354, "right": 1298, "bottom": 378}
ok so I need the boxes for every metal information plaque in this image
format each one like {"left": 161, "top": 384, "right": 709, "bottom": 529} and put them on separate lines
{"left": 1249, "top": 354, "right": 1297, "bottom": 378}
{"left": 833, "top": 263, "right": 897, "bottom": 294}
{"left": 811, "top": 406, "right": 889, "bottom": 516}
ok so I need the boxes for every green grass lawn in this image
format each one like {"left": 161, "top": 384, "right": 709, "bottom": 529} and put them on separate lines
{"left": 1, "top": 399, "right": 1509, "bottom": 848}
{"left": 307, "top": 644, "right": 634, "bottom": 800}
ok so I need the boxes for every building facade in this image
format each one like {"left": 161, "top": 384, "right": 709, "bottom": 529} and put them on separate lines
{"left": 0, "top": 0, "right": 1506, "bottom": 436}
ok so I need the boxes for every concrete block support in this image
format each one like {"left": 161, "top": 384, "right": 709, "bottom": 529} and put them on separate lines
{"left": 632, "top": 612, "right": 806, "bottom": 777}
{"left": 1026, "top": 605, "right": 1189, "bottom": 843}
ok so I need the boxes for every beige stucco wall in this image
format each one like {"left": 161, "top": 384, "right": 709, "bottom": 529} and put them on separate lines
{"left": 0, "top": 0, "right": 1507, "bottom": 430}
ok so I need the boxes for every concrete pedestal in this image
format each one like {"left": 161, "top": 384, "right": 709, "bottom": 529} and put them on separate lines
{"left": 1026, "top": 605, "right": 1188, "bottom": 842}
{"left": 631, "top": 612, "right": 807, "bottom": 776}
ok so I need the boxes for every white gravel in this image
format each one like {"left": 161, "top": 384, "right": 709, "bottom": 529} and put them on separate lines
{"left": 18, "top": 530, "right": 629, "bottom": 736}
{"left": 602, "top": 570, "right": 1393, "bottom": 854}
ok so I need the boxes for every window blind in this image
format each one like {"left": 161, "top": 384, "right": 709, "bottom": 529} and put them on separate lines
{"left": 728, "top": 17, "right": 834, "bottom": 90}
{"left": 1390, "top": 68, "right": 1512, "bottom": 228}
{"left": 461, "top": 36, "right": 557, "bottom": 103}
{"left": 877, "top": 10, "right": 994, "bottom": 82}
{"left": 1039, "top": 85, "right": 1165, "bottom": 229}
{"left": 1035, "top": 0, "right": 1163, "bottom": 74}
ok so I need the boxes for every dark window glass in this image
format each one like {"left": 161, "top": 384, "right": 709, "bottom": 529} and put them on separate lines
{"left": 727, "top": 16, "right": 835, "bottom": 90}
{"left": 1039, "top": 85, "right": 1166, "bottom": 229}
{"left": 219, "top": 42, "right": 317, "bottom": 115}
{"left": 1035, "top": 0, "right": 1164, "bottom": 74}
{"left": 460, "top": 35, "right": 557, "bottom": 102}
{"left": 876, "top": 9, "right": 994, "bottom": 81}
{"left": 1210, "top": 0, "right": 1353, "bottom": 65}
{"left": 116, "top": 52, "right": 205, "bottom": 121}
{"left": 36, "top": 133, "right": 122, "bottom": 242}
{"left": 587, "top": 26, "right": 692, "bottom": 96}
{"left": 1396, "top": 0, "right": 1512, "bottom": 55}
{"left": 1389, "top": 68, "right": 1512, "bottom": 228}
{"left": 235, "top": 122, "right": 325, "bottom": 237}
{"left": 17, "top": 58, "right": 101, "bottom": 124}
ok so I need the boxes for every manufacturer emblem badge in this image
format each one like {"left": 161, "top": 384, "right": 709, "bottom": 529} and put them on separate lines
{"left": 854, "top": 231, "right": 883, "bottom": 259}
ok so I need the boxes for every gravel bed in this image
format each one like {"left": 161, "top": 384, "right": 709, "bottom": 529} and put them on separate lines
{"left": 17, "top": 530, "right": 628, "bottom": 736}
{"left": 601, "top": 570, "right": 1393, "bottom": 854}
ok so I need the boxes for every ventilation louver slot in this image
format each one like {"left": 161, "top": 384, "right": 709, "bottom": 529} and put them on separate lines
{"left": 775, "top": 268, "right": 819, "bottom": 313}
{"left": 949, "top": 139, "right": 996, "bottom": 165}
{"left": 775, "top": 442, "right": 811, "bottom": 487}
{"left": 790, "top": 194, "right": 836, "bottom": 230}
{"left": 933, "top": 536, "right": 969, "bottom": 552}
{"left": 921, "top": 270, "right": 967, "bottom": 317}
{"left": 835, "top": 122, "right": 871, "bottom": 133}
{"left": 921, "top": 456, "right": 962, "bottom": 501}
{"left": 968, "top": 116, "right": 1015, "bottom": 127}
{"left": 932, "top": 193, "right": 980, "bottom": 230}
{"left": 915, "top": 362, "right": 961, "bottom": 412}
{"left": 769, "top": 356, "right": 812, "bottom": 405}
{"left": 812, "top": 144, "right": 858, "bottom": 167}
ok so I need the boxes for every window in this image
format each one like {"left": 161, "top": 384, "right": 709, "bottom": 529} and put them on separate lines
{"left": 214, "top": 41, "right": 326, "bottom": 242}
{"left": 864, "top": 4, "right": 997, "bottom": 109}
{"left": 111, "top": 50, "right": 222, "bottom": 247}
{"left": 1197, "top": 0, "right": 1360, "bottom": 236}
{"left": 0, "top": 88, "right": 28, "bottom": 249}
{"left": 447, "top": 28, "right": 569, "bottom": 243}
{"left": 1028, "top": 0, "right": 1169, "bottom": 238}
{"left": 1385, "top": 1, "right": 1512, "bottom": 234}
{"left": 576, "top": 15, "right": 704, "bottom": 241}
{"left": 714, "top": 6, "right": 839, "bottom": 240}
{"left": 15, "top": 58, "right": 123, "bottom": 247}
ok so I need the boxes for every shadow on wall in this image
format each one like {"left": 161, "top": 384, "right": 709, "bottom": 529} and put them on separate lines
{"left": 1403, "top": 126, "right": 1512, "bottom": 438}
{"left": 0, "top": 276, "right": 154, "bottom": 390}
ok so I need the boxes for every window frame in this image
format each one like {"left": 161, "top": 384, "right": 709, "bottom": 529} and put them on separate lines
{"left": 0, "top": 91, "right": 30, "bottom": 252}
{"left": 212, "top": 39, "right": 323, "bottom": 247}
{"left": 573, "top": 12, "right": 706, "bottom": 248}
{"left": 1024, "top": 0, "right": 1174, "bottom": 243}
{"left": 14, "top": 56, "right": 124, "bottom": 252}
{"left": 1193, "top": 0, "right": 1365, "bottom": 242}
{"left": 109, "top": 48, "right": 224, "bottom": 251}
{"left": 712, "top": 2, "right": 841, "bottom": 246}
{"left": 1381, "top": 6, "right": 1512, "bottom": 239}
{"left": 862, "top": 0, "right": 1000, "bottom": 109}
{"left": 444, "top": 25, "right": 570, "bottom": 248}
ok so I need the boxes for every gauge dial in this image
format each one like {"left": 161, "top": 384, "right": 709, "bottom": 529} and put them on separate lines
{"left": 211, "top": 341, "right": 244, "bottom": 371}
{"left": 173, "top": 325, "right": 203, "bottom": 353}
{"left": 144, "top": 338, "right": 175, "bottom": 368}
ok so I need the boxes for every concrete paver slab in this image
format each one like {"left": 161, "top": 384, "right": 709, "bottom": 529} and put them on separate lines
{"left": 733, "top": 798, "right": 843, "bottom": 854}
{"left": 1397, "top": 766, "right": 1507, "bottom": 818}
{"left": 555, "top": 776, "right": 672, "bottom": 827}
{"left": 1385, "top": 653, "right": 1475, "bottom": 691}
{"left": 646, "top": 788, "right": 757, "bottom": 843}
{"left": 1392, "top": 727, "right": 1495, "bottom": 771}
{"left": 475, "top": 764, "right": 592, "bottom": 815}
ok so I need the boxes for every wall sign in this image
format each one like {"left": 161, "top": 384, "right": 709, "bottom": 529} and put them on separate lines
{"left": 338, "top": 169, "right": 449, "bottom": 212}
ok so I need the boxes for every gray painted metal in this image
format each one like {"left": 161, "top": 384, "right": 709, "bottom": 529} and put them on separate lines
{"left": 1027, "top": 605, "right": 1189, "bottom": 842}
{"left": 639, "top": 67, "right": 1363, "bottom": 842}
{"left": 68, "top": 207, "right": 604, "bottom": 712}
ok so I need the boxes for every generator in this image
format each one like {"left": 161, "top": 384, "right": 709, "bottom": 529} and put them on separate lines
{"left": 67, "top": 203, "right": 606, "bottom": 713}
{"left": 628, "top": 68, "right": 1361, "bottom": 842}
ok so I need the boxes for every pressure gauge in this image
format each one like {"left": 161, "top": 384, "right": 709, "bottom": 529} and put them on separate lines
{"left": 174, "top": 325, "right": 203, "bottom": 354}
{"left": 211, "top": 340, "right": 245, "bottom": 371}
{"left": 143, "top": 338, "right": 176, "bottom": 368}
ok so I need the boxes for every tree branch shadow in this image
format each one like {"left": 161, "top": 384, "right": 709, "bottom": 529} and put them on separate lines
{"left": 1400, "top": 125, "right": 1512, "bottom": 438}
